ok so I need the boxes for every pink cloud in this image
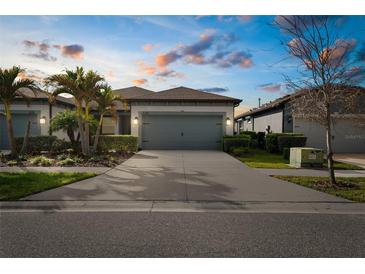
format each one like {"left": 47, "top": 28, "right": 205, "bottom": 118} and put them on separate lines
{"left": 237, "top": 15, "right": 252, "bottom": 22}
{"left": 54, "top": 44, "right": 84, "bottom": 60}
{"left": 258, "top": 83, "right": 282, "bottom": 93}
{"left": 142, "top": 43, "right": 155, "bottom": 52}
{"left": 105, "top": 71, "right": 115, "bottom": 79}
{"left": 136, "top": 60, "right": 157, "bottom": 75}
{"left": 132, "top": 79, "right": 148, "bottom": 85}
{"left": 155, "top": 50, "right": 180, "bottom": 68}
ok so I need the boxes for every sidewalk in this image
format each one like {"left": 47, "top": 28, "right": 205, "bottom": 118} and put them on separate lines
{"left": 0, "top": 166, "right": 110, "bottom": 174}
{"left": 256, "top": 168, "right": 365, "bottom": 177}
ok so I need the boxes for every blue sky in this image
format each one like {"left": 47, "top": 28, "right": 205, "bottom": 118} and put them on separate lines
{"left": 1, "top": 15, "right": 365, "bottom": 113}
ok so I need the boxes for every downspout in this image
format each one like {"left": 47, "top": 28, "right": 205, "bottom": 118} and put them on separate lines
{"left": 49, "top": 102, "right": 53, "bottom": 136}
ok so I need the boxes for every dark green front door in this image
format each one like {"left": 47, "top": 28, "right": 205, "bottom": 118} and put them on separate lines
{"left": 142, "top": 113, "right": 223, "bottom": 150}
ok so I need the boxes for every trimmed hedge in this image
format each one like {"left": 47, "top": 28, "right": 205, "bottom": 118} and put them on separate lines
{"left": 222, "top": 135, "right": 251, "bottom": 152}
{"left": 50, "top": 139, "right": 73, "bottom": 154}
{"left": 231, "top": 146, "right": 250, "bottom": 157}
{"left": 278, "top": 135, "right": 307, "bottom": 153}
{"left": 283, "top": 147, "right": 291, "bottom": 160}
{"left": 257, "top": 132, "right": 266, "bottom": 149}
{"left": 265, "top": 133, "right": 304, "bottom": 153}
{"left": 239, "top": 131, "right": 257, "bottom": 140}
{"left": 98, "top": 135, "right": 138, "bottom": 153}
{"left": 15, "top": 135, "right": 57, "bottom": 154}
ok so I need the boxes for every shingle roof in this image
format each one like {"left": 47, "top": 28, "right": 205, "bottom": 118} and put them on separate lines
{"left": 113, "top": 86, "right": 154, "bottom": 99}
{"left": 127, "top": 86, "right": 242, "bottom": 103}
{"left": 15, "top": 88, "right": 75, "bottom": 106}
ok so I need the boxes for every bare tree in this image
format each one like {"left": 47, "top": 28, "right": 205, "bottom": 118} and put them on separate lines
{"left": 274, "top": 16, "right": 365, "bottom": 186}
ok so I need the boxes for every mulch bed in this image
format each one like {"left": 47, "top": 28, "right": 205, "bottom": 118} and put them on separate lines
{"left": 0, "top": 152, "right": 135, "bottom": 168}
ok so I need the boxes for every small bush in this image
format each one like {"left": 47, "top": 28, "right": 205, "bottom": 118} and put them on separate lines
{"left": 278, "top": 136, "right": 307, "bottom": 153}
{"left": 58, "top": 157, "right": 76, "bottom": 166}
{"left": 283, "top": 147, "right": 291, "bottom": 160}
{"left": 240, "top": 131, "right": 257, "bottom": 140}
{"left": 15, "top": 135, "right": 57, "bottom": 154}
{"left": 29, "top": 156, "right": 53, "bottom": 166}
{"left": 98, "top": 135, "right": 138, "bottom": 153}
{"left": 222, "top": 135, "right": 251, "bottom": 152}
{"left": 265, "top": 133, "right": 303, "bottom": 153}
{"left": 50, "top": 139, "right": 72, "bottom": 154}
{"left": 231, "top": 147, "right": 250, "bottom": 157}
{"left": 6, "top": 160, "right": 19, "bottom": 166}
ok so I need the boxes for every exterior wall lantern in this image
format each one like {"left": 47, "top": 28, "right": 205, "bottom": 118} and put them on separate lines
{"left": 133, "top": 116, "right": 139, "bottom": 125}
{"left": 39, "top": 116, "right": 46, "bottom": 125}
{"left": 226, "top": 117, "right": 231, "bottom": 126}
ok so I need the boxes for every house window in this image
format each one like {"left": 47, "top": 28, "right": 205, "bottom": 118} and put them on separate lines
{"left": 102, "top": 117, "right": 115, "bottom": 134}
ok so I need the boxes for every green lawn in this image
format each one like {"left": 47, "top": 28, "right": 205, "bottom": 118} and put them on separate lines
{"left": 0, "top": 172, "right": 96, "bottom": 201}
{"left": 236, "top": 148, "right": 363, "bottom": 170}
{"left": 273, "top": 176, "right": 365, "bottom": 202}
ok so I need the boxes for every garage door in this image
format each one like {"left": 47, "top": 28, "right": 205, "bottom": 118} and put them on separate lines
{"left": 142, "top": 113, "right": 223, "bottom": 149}
{"left": 0, "top": 112, "right": 40, "bottom": 149}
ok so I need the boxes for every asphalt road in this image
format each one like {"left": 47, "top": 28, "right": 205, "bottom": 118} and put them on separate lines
{"left": 1, "top": 212, "right": 364, "bottom": 257}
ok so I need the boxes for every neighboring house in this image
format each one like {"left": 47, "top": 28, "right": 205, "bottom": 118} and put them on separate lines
{"left": 0, "top": 86, "right": 241, "bottom": 150}
{"left": 0, "top": 89, "right": 75, "bottom": 149}
{"left": 235, "top": 87, "right": 365, "bottom": 153}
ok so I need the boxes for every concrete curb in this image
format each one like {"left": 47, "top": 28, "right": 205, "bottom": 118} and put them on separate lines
{"left": 256, "top": 168, "right": 365, "bottom": 177}
{"left": 1, "top": 200, "right": 364, "bottom": 214}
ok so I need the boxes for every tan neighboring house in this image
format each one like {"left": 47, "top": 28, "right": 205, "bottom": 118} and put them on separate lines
{"left": 0, "top": 86, "right": 241, "bottom": 150}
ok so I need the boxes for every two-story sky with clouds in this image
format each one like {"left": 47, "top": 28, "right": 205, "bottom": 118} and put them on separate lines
{"left": 1, "top": 15, "right": 365, "bottom": 114}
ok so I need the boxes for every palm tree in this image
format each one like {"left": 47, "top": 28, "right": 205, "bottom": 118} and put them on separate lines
{"left": 0, "top": 66, "right": 38, "bottom": 156}
{"left": 92, "top": 85, "right": 125, "bottom": 152}
{"left": 46, "top": 67, "right": 104, "bottom": 156}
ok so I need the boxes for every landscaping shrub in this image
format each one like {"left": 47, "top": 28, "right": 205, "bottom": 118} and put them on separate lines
{"left": 265, "top": 133, "right": 303, "bottom": 153}
{"left": 283, "top": 147, "right": 291, "bottom": 160}
{"left": 98, "top": 135, "right": 138, "bottom": 153}
{"left": 58, "top": 157, "right": 76, "bottom": 166}
{"left": 15, "top": 135, "right": 57, "bottom": 154}
{"left": 231, "top": 147, "right": 250, "bottom": 157}
{"left": 257, "top": 132, "right": 266, "bottom": 149}
{"left": 222, "top": 135, "right": 251, "bottom": 152}
{"left": 278, "top": 135, "right": 307, "bottom": 153}
{"left": 240, "top": 131, "right": 257, "bottom": 140}
{"left": 50, "top": 139, "right": 73, "bottom": 154}
{"left": 29, "top": 156, "right": 53, "bottom": 166}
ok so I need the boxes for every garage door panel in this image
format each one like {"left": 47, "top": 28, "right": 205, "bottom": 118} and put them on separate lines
{"left": 0, "top": 112, "right": 40, "bottom": 149}
{"left": 142, "top": 114, "right": 223, "bottom": 150}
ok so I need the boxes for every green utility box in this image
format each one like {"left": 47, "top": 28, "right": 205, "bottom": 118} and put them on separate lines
{"left": 290, "top": 147, "right": 324, "bottom": 168}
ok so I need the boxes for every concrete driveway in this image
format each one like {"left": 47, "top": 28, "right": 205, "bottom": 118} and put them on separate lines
{"left": 25, "top": 150, "right": 346, "bottom": 202}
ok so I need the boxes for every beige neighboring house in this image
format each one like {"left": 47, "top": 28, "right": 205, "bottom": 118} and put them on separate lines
{"left": 235, "top": 86, "right": 365, "bottom": 153}
{"left": 0, "top": 86, "right": 242, "bottom": 150}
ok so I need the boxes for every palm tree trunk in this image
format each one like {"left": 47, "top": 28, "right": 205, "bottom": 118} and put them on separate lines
{"left": 92, "top": 113, "right": 104, "bottom": 152}
{"left": 67, "top": 128, "right": 76, "bottom": 144}
{"left": 325, "top": 107, "right": 336, "bottom": 186}
{"left": 4, "top": 103, "right": 17, "bottom": 157}
{"left": 84, "top": 104, "right": 90, "bottom": 156}
{"left": 20, "top": 120, "right": 31, "bottom": 155}
{"left": 76, "top": 105, "right": 86, "bottom": 155}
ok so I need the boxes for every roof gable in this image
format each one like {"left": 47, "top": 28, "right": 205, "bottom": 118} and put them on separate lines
{"left": 113, "top": 86, "right": 154, "bottom": 99}
{"left": 127, "top": 86, "right": 241, "bottom": 103}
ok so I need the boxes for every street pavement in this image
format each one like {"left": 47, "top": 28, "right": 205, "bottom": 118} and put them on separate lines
{"left": 1, "top": 211, "right": 364, "bottom": 257}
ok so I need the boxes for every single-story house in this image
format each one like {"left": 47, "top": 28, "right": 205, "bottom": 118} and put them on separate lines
{"left": 0, "top": 86, "right": 241, "bottom": 150}
{"left": 235, "top": 87, "right": 365, "bottom": 153}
